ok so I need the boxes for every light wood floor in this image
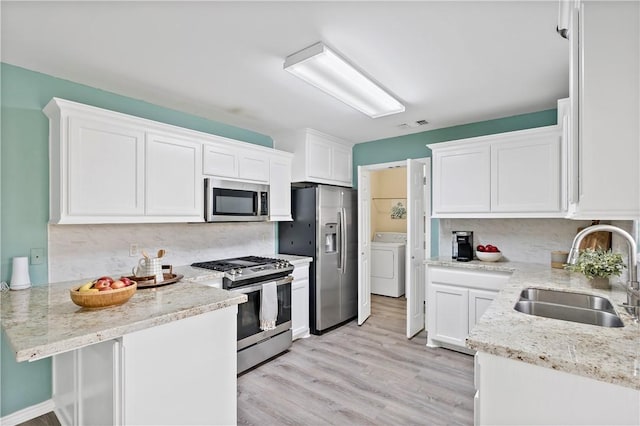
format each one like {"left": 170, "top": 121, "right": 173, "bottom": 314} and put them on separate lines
{"left": 238, "top": 295, "right": 475, "bottom": 425}
{"left": 19, "top": 296, "right": 474, "bottom": 426}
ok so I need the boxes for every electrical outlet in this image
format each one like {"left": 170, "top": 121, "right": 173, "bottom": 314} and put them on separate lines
{"left": 129, "top": 243, "right": 139, "bottom": 257}
{"left": 30, "top": 248, "right": 44, "bottom": 265}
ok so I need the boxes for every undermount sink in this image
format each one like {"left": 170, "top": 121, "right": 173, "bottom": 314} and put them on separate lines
{"left": 514, "top": 288, "right": 624, "bottom": 328}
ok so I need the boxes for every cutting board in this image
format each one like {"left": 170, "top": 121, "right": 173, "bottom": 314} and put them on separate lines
{"left": 577, "top": 222, "right": 611, "bottom": 250}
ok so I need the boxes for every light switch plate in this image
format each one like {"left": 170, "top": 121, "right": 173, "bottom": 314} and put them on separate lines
{"left": 30, "top": 248, "right": 44, "bottom": 265}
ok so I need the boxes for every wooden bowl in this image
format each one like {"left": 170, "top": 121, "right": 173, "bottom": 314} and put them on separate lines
{"left": 70, "top": 283, "right": 137, "bottom": 308}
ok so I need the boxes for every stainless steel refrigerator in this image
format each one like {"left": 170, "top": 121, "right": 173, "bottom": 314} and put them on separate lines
{"left": 278, "top": 184, "right": 358, "bottom": 335}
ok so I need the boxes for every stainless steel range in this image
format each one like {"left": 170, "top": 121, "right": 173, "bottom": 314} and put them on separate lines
{"left": 192, "top": 256, "right": 294, "bottom": 373}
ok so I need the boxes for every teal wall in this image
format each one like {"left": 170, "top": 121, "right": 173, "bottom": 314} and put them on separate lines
{"left": 0, "top": 63, "right": 272, "bottom": 417}
{"left": 353, "top": 109, "right": 558, "bottom": 256}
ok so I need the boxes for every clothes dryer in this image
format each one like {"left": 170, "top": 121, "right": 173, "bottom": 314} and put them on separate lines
{"left": 371, "top": 232, "right": 407, "bottom": 297}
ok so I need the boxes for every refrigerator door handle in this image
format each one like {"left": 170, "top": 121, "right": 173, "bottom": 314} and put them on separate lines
{"left": 341, "top": 207, "right": 347, "bottom": 275}
{"left": 337, "top": 211, "right": 343, "bottom": 272}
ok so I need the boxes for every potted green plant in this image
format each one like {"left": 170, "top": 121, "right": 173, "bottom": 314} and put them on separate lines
{"left": 565, "top": 248, "right": 626, "bottom": 289}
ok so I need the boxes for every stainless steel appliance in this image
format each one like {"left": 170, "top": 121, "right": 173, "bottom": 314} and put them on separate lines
{"left": 204, "top": 178, "right": 269, "bottom": 222}
{"left": 191, "top": 256, "right": 293, "bottom": 373}
{"left": 452, "top": 231, "right": 474, "bottom": 262}
{"left": 278, "top": 184, "right": 357, "bottom": 335}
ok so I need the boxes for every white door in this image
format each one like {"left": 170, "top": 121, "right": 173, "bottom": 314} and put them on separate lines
{"left": 357, "top": 166, "right": 371, "bottom": 325}
{"left": 406, "top": 159, "right": 428, "bottom": 338}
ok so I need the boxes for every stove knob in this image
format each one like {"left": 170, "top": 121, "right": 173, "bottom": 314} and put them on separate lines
{"left": 236, "top": 268, "right": 243, "bottom": 274}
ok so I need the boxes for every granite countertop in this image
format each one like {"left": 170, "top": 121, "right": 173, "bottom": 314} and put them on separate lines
{"left": 0, "top": 266, "right": 246, "bottom": 362}
{"left": 426, "top": 257, "right": 640, "bottom": 390}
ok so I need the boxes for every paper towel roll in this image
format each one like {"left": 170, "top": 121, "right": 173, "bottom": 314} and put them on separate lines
{"left": 10, "top": 256, "right": 31, "bottom": 290}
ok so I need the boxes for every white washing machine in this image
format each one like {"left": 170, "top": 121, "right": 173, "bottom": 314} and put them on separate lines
{"left": 371, "top": 232, "right": 407, "bottom": 297}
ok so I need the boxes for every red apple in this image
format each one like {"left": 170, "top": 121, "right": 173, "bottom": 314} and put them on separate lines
{"left": 110, "top": 280, "right": 126, "bottom": 289}
{"left": 120, "top": 277, "right": 133, "bottom": 286}
{"left": 94, "top": 279, "right": 111, "bottom": 290}
{"left": 476, "top": 245, "right": 485, "bottom": 252}
{"left": 97, "top": 276, "right": 114, "bottom": 284}
{"left": 98, "top": 286, "right": 113, "bottom": 291}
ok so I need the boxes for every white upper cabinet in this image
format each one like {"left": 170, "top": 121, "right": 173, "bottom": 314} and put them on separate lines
{"left": 202, "top": 143, "right": 239, "bottom": 179}
{"left": 202, "top": 141, "right": 269, "bottom": 183}
{"left": 145, "top": 132, "right": 202, "bottom": 218}
{"left": 274, "top": 128, "right": 353, "bottom": 187}
{"left": 65, "top": 115, "right": 146, "bottom": 219}
{"left": 563, "top": 0, "right": 639, "bottom": 219}
{"left": 491, "top": 130, "right": 562, "bottom": 213}
{"left": 429, "top": 125, "right": 564, "bottom": 218}
{"left": 268, "top": 152, "right": 293, "bottom": 221}
{"left": 45, "top": 98, "right": 293, "bottom": 224}
{"left": 431, "top": 144, "right": 491, "bottom": 214}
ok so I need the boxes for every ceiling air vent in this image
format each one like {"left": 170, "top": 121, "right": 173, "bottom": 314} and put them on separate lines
{"left": 398, "top": 120, "right": 429, "bottom": 129}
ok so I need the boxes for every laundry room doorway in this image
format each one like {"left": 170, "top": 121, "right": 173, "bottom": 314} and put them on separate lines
{"left": 357, "top": 158, "right": 431, "bottom": 338}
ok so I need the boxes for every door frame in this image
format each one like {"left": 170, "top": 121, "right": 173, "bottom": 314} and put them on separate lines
{"left": 356, "top": 158, "right": 431, "bottom": 333}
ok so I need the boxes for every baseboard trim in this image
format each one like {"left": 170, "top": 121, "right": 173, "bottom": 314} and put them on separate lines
{"left": 0, "top": 399, "right": 55, "bottom": 426}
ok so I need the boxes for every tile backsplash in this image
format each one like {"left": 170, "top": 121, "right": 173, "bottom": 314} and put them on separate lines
{"left": 439, "top": 218, "right": 635, "bottom": 267}
{"left": 48, "top": 222, "right": 275, "bottom": 282}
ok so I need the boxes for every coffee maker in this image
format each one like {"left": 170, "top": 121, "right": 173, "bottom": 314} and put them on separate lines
{"left": 452, "top": 231, "right": 474, "bottom": 262}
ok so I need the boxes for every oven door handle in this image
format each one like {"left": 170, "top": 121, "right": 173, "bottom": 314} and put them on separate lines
{"left": 230, "top": 275, "right": 293, "bottom": 294}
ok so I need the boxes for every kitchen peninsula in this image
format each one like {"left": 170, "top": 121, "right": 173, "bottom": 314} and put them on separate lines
{"left": 0, "top": 266, "right": 246, "bottom": 425}
{"left": 426, "top": 258, "right": 640, "bottom": 425}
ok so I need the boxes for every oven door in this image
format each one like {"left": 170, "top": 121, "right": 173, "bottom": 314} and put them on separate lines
{"left": 233, "top": 275, "right": 292, "bottom": 351}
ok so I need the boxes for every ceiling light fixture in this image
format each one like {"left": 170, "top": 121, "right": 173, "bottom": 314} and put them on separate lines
{"left": 284, "top": 42, "right": 405, "bottom": 118}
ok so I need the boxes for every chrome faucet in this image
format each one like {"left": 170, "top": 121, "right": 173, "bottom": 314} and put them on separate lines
{"left": 568, "top": 224, "right": 639, "bottom": 319}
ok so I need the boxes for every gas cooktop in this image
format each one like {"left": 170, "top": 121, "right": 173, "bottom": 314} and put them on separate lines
{"left": 191, "top": 256, "right": 293, "bottom": 289}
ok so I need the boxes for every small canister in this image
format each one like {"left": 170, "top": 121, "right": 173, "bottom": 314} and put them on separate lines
{"left": 551, "top": 250, "right": 569, "bottom": 269}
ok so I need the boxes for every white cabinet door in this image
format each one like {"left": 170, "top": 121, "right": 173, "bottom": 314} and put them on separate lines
{"left": 429, "top": 283, "right": 469, "bottom": 348}
{"left": 491, "top": 131, "right": 561, "bottom": 213}
{"left": 274, "top": 128, "right": 353, "bottom": 187}
{"left": 146, "top": 132, "right": 202, "bottom": 219}
{"left": 202, "top": 142, "right": 239, "bottom": 178}
{"left": 432, "top": 145, "right": 491, "bottom": 214}
{"left": 291, "top": 263, "right": 310, "bottom": 340}
{"left": 67, "top": 116, "right": 145, "bottom": 218}
{"left": 426, "top": 265, "right": 510, "bottom": 352}
{"left": 306, "top": 136, "right": 332, "bottom": 180}
{"left": 468, "top": 289, "right": 496, "bottom": 334}
{"left": 268, "top": 154, "right": 292, "bottom": 221}
{"left": 569, "top": 0, "right": 640, "bottom": 219}
{"left": 238, "top": 150, "right": 269, "bottom": 183}
{"left": 332, "top": 144, "right": 352, "bottom": 184}
{"left": 122, "top": 308, "right": 237, "bottom": 425}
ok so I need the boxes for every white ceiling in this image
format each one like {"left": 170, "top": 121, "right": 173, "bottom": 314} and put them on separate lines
{"left": 1, "top": 1, "right": 569, "bottom": 144}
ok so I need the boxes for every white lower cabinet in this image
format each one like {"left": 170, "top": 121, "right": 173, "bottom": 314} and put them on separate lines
{"left": 474, "top": 352, "right": 640, "bottom": 425}
{"left": 291, "top": 261, "right": 311, "bottom": 340}
{"left": 53, "top": 307, "right": 237, "bottom": 425}
{"left": 426, "top": 266, "right": 511, "bottom": 353}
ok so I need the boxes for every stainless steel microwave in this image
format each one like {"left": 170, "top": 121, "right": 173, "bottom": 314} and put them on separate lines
{"left": 204, "top": 178, "right": 269, "bottom": 222}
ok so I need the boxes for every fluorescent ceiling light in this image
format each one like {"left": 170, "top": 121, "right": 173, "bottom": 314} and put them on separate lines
{"left": 284, "top": 42, "right": 405, "bottom": 118}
